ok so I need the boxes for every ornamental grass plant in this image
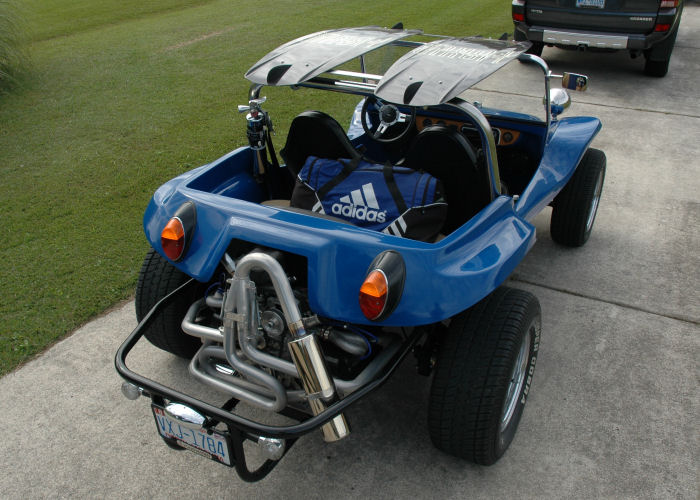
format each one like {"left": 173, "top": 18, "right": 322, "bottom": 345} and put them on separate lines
{"left": 0, "top": 0, "right": 27, "bottom": 91}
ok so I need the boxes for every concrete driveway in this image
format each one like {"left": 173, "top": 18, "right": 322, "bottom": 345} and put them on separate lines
{"left": 1, "top": 7, "right": 698, "bottom": 499}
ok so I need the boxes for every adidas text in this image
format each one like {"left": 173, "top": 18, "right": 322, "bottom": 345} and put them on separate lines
{"left": 331, "top": 203, "right": 387, "bottom": 223}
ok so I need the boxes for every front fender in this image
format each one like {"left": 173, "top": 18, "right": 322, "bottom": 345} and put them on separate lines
{"left": 515, "top": 116, "right": 601, "bottom": 221}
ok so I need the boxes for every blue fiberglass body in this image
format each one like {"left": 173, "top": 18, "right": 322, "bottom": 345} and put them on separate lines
{"left": 116, "top": 29, "right": 608, "bottom": 481}
{"left": 143, "top": 110, "right": 600, "bottom": 326}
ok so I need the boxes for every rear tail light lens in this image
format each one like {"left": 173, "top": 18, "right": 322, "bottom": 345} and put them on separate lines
{"left": 161, "top": 217, "right": 186, "bottom": 261}
{"left": 358, "top": 250, "right": 406, "bottom": 322}
{"left": 359, "top": 270, "right": 389, "bottom": 320}
{"left": 160, "top": 201, "right": 197, "bottom": 262}
{"left": 512, "top": 0, "right": 525, "bottom": 22}
{"left": 659, "top": 0, "right": 678, "bottom": 7}
{"left": 654, "top": 23, "right": 671, "bottom": 32}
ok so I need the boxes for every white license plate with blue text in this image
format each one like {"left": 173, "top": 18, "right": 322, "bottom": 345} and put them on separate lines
{"left": 576, "top": 0, "right": 605, "bottom": 7}
{"left": 152, "top": 405, "right": 232, "bottom": 466}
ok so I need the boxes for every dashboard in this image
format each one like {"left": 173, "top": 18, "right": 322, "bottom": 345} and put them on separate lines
{"left": 416, "top": 115, "right": 520, "bottom": 147}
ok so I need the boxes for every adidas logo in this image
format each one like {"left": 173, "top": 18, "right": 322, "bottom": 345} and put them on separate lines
{"left": 328, "top": 183, "right": 387, "bottom": 223}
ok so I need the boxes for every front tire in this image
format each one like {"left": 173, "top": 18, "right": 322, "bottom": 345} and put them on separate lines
{"left": 550, "top": 148, "right": 606, "bottom": 247}
{"left": 135, "top": 248, "right": 206, "bottom": 358}
{"left": 428, "top": 287, "right": 541, "bottom": 465}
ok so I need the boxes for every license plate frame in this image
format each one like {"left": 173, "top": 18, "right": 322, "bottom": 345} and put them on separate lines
{"left": 151, "top": 405, "right": 233, "bottom": 466}
{"left": 575, "top": 0, "right": 605, "bottom": 8}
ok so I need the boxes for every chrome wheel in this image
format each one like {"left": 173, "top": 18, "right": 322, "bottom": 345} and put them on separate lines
{"left": 500, "top": 327, "right": 531, "bottom": 432}
{"left": 585, "top": 168, "right": 604, "bottom": 232}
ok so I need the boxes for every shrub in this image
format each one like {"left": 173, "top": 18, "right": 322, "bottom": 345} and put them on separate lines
{"left": 0, "top": 0, "right": 27, "bottom": 91}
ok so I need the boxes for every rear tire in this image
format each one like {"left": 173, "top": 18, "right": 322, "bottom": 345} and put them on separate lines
{"left": 550, "top": 148, "right": 606, "bottom": 247}
{"left": 428, "top": 287, "right": 541, "bottom": 465}
{"left": 644, "top": 23, "right": 678, "bottom": 77}
{"left": 643, "top": 57, "right": 671, "bottom": 78}
{"left": 135, "top": 248, "right": 206, "bottom": 358}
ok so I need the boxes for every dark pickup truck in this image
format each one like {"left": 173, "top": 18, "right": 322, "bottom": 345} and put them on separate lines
{"left": 512, "top": 0, "right": 684, "bottom": 76}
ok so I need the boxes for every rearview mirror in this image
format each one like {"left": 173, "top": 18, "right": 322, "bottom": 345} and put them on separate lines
{"left": 562, "top": 72, "right": 588, "bottom": 91}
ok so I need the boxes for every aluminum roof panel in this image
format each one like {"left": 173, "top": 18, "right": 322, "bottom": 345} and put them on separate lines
{"left": 245, "top": 27, "right": 419, "bottom": 86}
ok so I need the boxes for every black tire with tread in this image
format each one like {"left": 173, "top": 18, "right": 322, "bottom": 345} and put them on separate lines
{"left": 644, "top": 57, "right": 671, "bottom": 77}
{"left": 135, "top": 248, "right": 206, "bottom": 358}
{"left": 550, "top": 147, "right": 606, "bottom": 247}
{"left": 428, "top": 286, "right": 541, "bottom": 465}
{"left": 644, "top": 23, "right": 678, "bottom": 77}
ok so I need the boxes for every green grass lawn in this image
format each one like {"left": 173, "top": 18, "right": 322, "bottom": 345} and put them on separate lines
{"left": 0, "top": 0, "right": 511, "bottom": 375}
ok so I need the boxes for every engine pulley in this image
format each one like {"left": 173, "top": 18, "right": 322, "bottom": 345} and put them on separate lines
{"left": 261, "top": 309, "right": 285, "bottom": 338}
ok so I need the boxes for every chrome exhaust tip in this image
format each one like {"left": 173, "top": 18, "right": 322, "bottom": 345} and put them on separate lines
{"left": 288, "top": 334, "right": 350, "bottom": 442}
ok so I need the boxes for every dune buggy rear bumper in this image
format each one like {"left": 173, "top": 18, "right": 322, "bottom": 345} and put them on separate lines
{"left": 114, "top": 279, "right": 422, "bottom": 481}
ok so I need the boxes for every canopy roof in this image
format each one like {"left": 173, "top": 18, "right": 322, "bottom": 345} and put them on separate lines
{"left": 245, "top": 27, "right": 530, "bottom": 106}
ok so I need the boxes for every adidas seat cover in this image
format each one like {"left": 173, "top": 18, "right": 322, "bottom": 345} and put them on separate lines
{"left": 291, "top": 156, "right": 447, "bottom": 241}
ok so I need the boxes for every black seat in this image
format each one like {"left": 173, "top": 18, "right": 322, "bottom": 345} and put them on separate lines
{"left": 280, "top": 111, "right": 361, "bottom": 177}
{"left": 404, "top": 126, "right": 491, "bottom": 233}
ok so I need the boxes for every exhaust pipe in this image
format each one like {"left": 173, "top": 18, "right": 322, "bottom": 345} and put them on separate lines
{"left": 231, "top": 252, "right": 350, "bottom": 442}
{"left": 288, "top": 335, "right": 350, "bottom": 442}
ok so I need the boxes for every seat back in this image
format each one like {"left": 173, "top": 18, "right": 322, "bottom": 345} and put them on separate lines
{"left": 280, "top": 111, "right": 361, "bottom": 177}
{"left": 404, "top": 126, "right": 491, "bottom": 233}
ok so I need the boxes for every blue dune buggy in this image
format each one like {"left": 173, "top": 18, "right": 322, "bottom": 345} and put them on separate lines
{"left": 116, "top": 26, "right": 605, "bottom": 481}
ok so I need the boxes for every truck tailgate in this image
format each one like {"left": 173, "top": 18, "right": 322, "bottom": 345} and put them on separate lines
{"left": 525, "top": 0, "right": 659, "bottom": 34}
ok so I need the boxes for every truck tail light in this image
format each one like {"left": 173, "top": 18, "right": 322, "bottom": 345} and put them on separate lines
{"left": 659, "top": 0, "right": 678, "bottom": 8}
{"left": 512, "top": 0, "right": 525, "bottom": 22}
{"left": 358, "top": 251, "right": 406, "bottom": 321}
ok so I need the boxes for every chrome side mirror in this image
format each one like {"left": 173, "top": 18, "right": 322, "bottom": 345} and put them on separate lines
{"left": 562, "top": 72, "right": 588, "bottom": 91}
{"left": 547, "top": 88, "right": 571, "bottom": 119}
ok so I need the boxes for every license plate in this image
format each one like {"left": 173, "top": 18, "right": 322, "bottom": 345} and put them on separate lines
{"left": 152, "top": 405, "right": 232, "bottom": 466}
{"left": 575, "top": 0, "right": 605, "bottom": 7}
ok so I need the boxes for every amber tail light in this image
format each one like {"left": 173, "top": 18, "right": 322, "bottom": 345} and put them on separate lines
{"left": 160, "top": 201, "right": 196, "bottom": 262}
{"left": 358, "top": 251, "right": 406, "bottom": 321}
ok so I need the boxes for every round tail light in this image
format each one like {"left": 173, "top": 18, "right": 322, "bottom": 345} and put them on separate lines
{"left": 358, "top": 251, "right": 406, "bottom": 321}
{"left": 359, "top": 270, "right": 389, "bottom": 320}
{"left": 161, "top": 217, "right": 186, "bottom": 261}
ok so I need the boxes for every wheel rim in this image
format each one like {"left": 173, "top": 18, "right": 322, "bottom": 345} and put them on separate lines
{"left": 585, "top": 169, "right": 604, "bottom": 232}
{"left": 500, "top": 328, "right": 531, "bottom": 432}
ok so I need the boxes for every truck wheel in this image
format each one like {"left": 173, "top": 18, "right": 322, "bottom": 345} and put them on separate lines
{"left": 135, "top": 248, "right": 204, "bottom": 358}
{"left": 644, "top": 57, "right": 671, "bottom": 78}
{"left": 428, "top": 287, "right": 541, "bottom": 465}
{"left": 550, "top": 148, "right": 606, "bottom": 247}
{"left": 644, "top": 24, "right": 678, "bottom": 77}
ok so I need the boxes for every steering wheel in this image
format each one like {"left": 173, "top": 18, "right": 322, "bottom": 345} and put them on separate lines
{"left": 360, "top": 96, "right": 416, "bottom": 143}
